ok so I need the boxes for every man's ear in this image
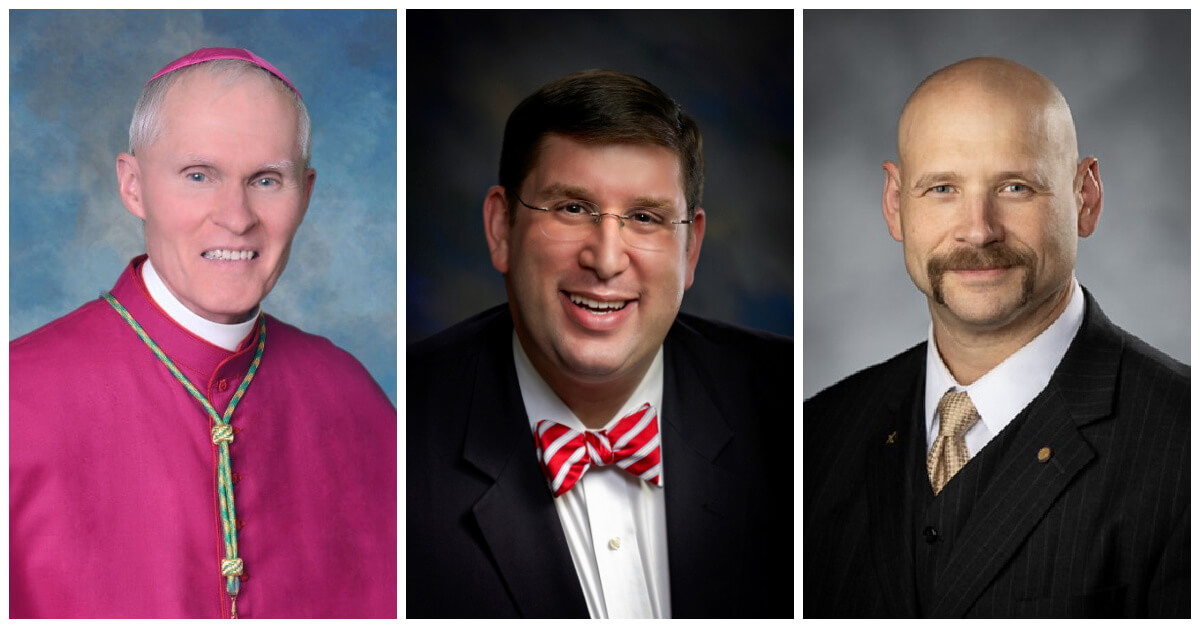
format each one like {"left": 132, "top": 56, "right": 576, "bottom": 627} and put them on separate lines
{"left": 1076, "top": 156, "right": 1103, "bottom": 238}
{"left": 882, "top": 160, "right": 904, "bottom": 242}
{"left": 482, "top": 185, "right": 512, "bottom": 274}
{"left": 683, "top": 207, "right": 705, "bottom": 290}
{"left": 301, "top": 168, "right": 317, "bottom": 210}
{"left": 116, "top": 153, "right": 146, "bottom": 220}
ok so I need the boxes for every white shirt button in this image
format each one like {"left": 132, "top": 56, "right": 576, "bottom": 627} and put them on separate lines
{"left": 608, "top": 537, "right": 621, "bottom": 550}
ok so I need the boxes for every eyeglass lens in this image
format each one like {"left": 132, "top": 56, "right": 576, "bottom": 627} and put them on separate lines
{"left": 535, "top": 200, "right": 686, "bottom": 251}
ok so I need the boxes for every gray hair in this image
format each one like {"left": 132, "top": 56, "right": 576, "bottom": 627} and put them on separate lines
{"left": 128, "top": 58, "right": 312, "bottom": 168}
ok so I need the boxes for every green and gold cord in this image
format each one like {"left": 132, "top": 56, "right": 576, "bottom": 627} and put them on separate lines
{"left": 103, "top": 291, "right": 265, "bottom": 619}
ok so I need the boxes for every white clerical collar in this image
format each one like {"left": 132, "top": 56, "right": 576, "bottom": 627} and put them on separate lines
{"left": 141, "top": 258, "right": 260, "bottom": 352}
{"left": 924, "top": 277, "right": 1086, "bottom": 450}
{"left": 512, "top": 332, "right": 664, "bottom": 435}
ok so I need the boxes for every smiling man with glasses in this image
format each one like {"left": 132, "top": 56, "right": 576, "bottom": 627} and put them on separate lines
{"left": 408, "top": 69, "right": 793, "bottom": 618}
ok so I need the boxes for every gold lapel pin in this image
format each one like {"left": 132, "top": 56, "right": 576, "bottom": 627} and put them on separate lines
{"left": 886, "top": 431, "right": 898, "bottom": 445}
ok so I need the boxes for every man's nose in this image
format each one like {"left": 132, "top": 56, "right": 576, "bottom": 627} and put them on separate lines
{"left": 956, "top": 192, "right": 1003, "bottom": 246}
{"left": 212, "top": 184, "right": 259, "bottom": 234}
{"left": 577, "top": 214, "right": 631, "bottom": 280}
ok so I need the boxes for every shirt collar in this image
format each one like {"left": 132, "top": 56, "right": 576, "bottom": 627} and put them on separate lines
{"left": 110, "top": 256, "right": 261, "bottom": 386}
{"left": 512, "top": 332, "right": 664, "bottom": 434}
{"left": 142, "top": 257, "right": 259, "bottom": 352}
{"left": 925, "top": 277, "right": 1086, "bottom": 444}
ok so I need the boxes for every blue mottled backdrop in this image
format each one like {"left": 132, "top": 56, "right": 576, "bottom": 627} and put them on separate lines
{"left": 10, "top": 10, "right": 397, "bottom": 404}
{"left": 406, "top": 10, "right": 794, "bottom": 344}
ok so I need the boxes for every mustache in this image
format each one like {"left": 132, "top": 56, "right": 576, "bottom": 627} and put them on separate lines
{"left": 927, "top": 245, "right": 1033, "bottom": 275}
{"left": 927, "top": 245, "right": 1035, "bottom": 307}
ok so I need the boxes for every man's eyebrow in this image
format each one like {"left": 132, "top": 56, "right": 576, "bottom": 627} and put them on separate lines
{"left": 258, "top": 160, "right": 297, "bottom": 174}
{"left": 628, "top": 195, "right": 675, "bottom": 209}
{"left": 181, "top": 153, "right": 218, "bottom": 167}
{"left": 910, "top": 172, "right": 959, "bottom": 190}
{"left": 995, "top": 170, "right": 1050, "bottom": 187}
{"left": 537, "top": 183, "right": 591, "bottom": 199}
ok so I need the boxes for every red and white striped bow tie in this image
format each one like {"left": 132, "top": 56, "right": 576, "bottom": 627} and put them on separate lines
{"left": 534, "top": 403, "right": 663, "bottom": 498}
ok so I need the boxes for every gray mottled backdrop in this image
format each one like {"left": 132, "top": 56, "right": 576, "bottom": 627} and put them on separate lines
{"left": 803, "top": 10, "right": 1189, "bottom": 399}
{"left": 406, "top": 10, "right": 794, "bottom": 343}
{"left": 10, "top": 10, "right": 398, "bottom": 404}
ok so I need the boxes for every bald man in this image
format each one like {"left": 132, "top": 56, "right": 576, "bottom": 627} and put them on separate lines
{"left": 803, "top": 58, "right": 1188, "bottom": 618}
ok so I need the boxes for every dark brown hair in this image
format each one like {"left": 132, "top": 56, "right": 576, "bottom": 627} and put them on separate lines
{"left": 498, "top": 69, "right": 704, "bottom": 217}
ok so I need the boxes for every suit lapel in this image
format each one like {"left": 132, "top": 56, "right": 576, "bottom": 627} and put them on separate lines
{"left": 865, "top": 348, "right": 924, "bottom": 617}
{"left": 461, "top": 317, "right": 588, "bottom": 618}
{"left": 659, "top": 331, "right": 743, "bottom": 616}
{"left": 928, "top": 291, "right": 1122, "bottom": 617}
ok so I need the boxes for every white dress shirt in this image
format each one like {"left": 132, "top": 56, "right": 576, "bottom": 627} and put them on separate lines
{"left": 512, "top": 334, "right": 671, "bottom": 618}
{"left": 141, "top": 259, "right": 259, "bottom": 351}
{"left": 925, "top": 278, "right": 1086, "bottom": 456}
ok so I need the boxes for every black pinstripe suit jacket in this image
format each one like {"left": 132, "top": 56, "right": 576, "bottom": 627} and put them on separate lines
{"left": 803, "top": 291, "right": 1189, "bottom": 618}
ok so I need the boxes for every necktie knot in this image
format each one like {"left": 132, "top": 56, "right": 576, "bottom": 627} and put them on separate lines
{"left": 535, "top": 403, "right": 663, "bottom": 497}
{"left": 585, "top": 431, "right": 616, "bottom": 465}
{"left": 937, "top": 390, "right": 980, "bottom": 437}
{"left": 928, "top": 390, "right": 981, "bottom": 495}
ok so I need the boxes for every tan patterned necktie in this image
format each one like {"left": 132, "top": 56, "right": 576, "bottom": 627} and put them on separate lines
{"left": 927, "top": 390, "right": 981, "bottom": 495}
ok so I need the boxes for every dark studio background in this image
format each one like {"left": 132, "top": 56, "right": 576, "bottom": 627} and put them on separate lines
{"left": 803, "top": 10, "right": 1189, "bottom": 398}
{"left": 407, "top": 10, "right": 794, "bottom": 344}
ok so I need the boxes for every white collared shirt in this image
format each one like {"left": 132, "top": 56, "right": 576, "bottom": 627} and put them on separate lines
{"left": 512, "top": 333, "right": 671, "bottom": 618}
{"left": 925, "top": 278, "right": 1086, "bottom": 456}
{"left": 141, "top": 259, "right": 259, "bottom": 352}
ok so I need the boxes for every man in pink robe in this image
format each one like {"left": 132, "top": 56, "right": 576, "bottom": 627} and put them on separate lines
{"left": 10, "top": 48, "right": 396, "bottom": 618}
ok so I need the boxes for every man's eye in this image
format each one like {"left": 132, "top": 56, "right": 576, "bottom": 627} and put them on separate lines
{"left": 556, "top": 202, "right": 591, "bottom": 215}
{"left": 1003, "top": 183, "right": 1029, "bottom": 193}
{"left": 627, "top": 211, "right": 662, "bottom": 225}
{"left": 929, "top": 185, "right": 953, "bottom": 194}
{"left": 255, "top": 177, "right": 278, "bottom": 187}
{"left": 186, "top": 172, "right": 207, "bottom": 183}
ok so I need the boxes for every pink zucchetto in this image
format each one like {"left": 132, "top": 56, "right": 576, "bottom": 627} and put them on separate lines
{"left": 146, "top": 47, "right": 301, "bottom": 99}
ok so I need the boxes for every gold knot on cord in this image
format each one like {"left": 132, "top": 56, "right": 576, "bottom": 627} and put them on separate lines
{"left": 212, "top": 424, "right": 235, "bottom": 446}
{"left": 221, "top": 558, "right": 244, "bottom": 577}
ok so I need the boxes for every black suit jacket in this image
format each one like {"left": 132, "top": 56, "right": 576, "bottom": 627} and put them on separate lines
{"left": 407, "top": 304, "right": 793, "bottom": 618}
{"left": 803, "top": 292, "right": 1189, "bottom": 617}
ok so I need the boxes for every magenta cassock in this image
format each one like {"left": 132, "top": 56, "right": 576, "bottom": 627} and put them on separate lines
{"left": 10, "top": 256, "right": 396, "bottom": 618}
